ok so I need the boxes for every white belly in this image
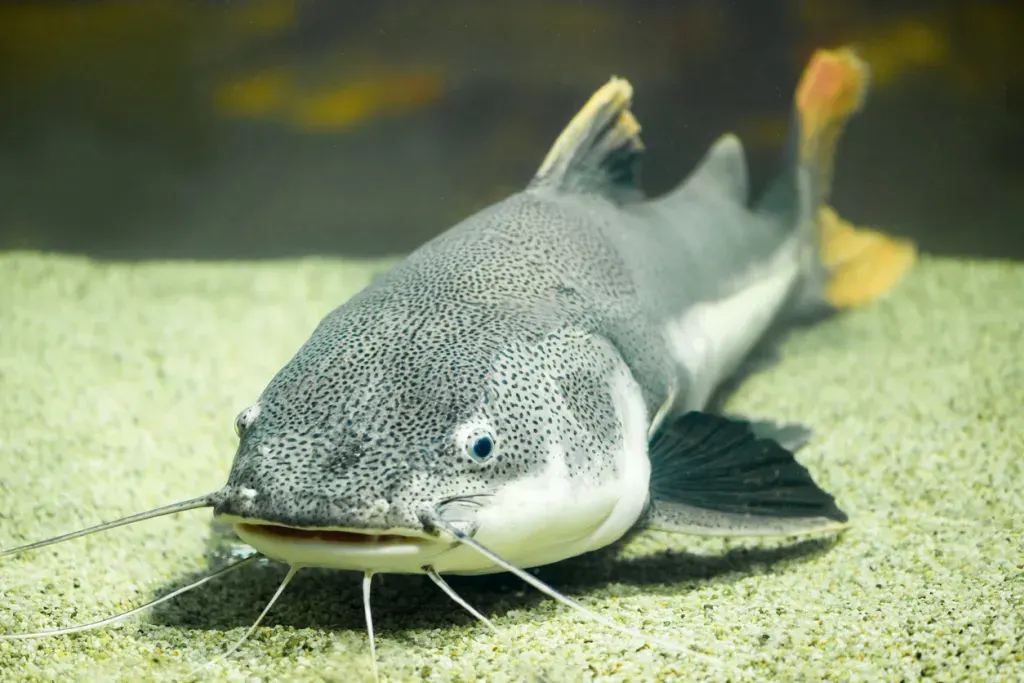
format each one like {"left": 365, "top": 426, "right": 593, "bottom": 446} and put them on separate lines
{"left": 664, "top": 238, "right": 801, "bottom": 409}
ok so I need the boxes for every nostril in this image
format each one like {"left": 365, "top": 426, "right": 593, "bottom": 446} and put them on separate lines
{"left": 372, "top": 499, "right": 391, "bottom": 516}
{"left": 234, "top": 404, "right": 261, "bottom": 437}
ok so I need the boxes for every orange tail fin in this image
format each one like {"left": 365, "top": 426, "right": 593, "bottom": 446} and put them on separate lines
{"left": 796, "top": 47, "right": 917, "bottom": 309}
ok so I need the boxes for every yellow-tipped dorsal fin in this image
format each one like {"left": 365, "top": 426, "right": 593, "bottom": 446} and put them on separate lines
{"left": 530, "top": 77, "right": 645, "bottom": 201}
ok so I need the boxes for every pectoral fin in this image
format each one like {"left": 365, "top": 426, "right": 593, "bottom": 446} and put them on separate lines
{"left": 643, "top": 412, "right": 848, "bottom": 537}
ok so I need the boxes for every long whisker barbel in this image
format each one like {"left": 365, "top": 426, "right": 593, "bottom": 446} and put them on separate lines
{"left": 432, "top": 519, "right": 720, "bottom": 665}
{"left": 0, "top": 553, "right": 261, "bottom": 641}
{"left": 185, "top": 563, "right": 301, "bottom": 680}
{"left": 424, "top": 567, "right": 495, "bottom": 630}
{"left": 0, "top": 494, "right": 217, "bottom": 560}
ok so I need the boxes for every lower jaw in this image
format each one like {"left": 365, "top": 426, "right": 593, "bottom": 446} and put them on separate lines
{"left": 229, "top": 522, "right": 540, "bottom": 575}
{"left": 230, "top": 522, "right": 451, "bottom": 574}
{"left": 230, "top": 523, "right": 599, "bottom": 576}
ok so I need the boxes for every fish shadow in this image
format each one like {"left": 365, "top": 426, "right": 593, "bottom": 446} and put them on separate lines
{"left": 145, "top": 528, "right": 840, "bottom": 638}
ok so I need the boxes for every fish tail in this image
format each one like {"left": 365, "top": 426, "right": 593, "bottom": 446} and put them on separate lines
{"left": 796, "top": 47, "right": 917, "bottom": 310}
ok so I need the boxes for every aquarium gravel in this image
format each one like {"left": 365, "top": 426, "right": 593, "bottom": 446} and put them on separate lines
{"left": 0, "top": 252, "right": 1021, "bottom": 682}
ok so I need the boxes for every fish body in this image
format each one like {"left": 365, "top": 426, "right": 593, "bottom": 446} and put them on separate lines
{"left": 0, "top": 48, "right": 918, "bottom": 678}
{"left": 212, "top": 49, "right": 915, "bottom": 576}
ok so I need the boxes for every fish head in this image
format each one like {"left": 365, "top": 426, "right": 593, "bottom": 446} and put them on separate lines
{"left": 212, "top": 294, "right": 652, "bottom": 575}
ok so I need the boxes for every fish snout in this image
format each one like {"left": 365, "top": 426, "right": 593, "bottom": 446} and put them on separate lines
{"left": 213, "top": 480, "right": 437, "bottom": 535}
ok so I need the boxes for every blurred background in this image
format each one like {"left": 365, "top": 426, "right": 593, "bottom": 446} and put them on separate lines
{"left": 0, "top": 0, "right": 1021, "bottom": 261}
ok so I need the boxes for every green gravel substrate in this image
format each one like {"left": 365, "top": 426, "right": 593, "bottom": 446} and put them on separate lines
{"left": 0, "top": 252, "right": 1021, "bottom": 682}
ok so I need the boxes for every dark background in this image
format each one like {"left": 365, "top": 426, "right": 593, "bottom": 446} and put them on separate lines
{"left": 1, "top": 0, "right": 1022, "bottom": 261}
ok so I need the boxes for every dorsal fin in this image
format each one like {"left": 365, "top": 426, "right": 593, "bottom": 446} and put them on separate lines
{"left": 685, "top": 133, "right": 750, "bottom": 204}
{"left": 529, "top": 77, "right": 645, "bottom": 200}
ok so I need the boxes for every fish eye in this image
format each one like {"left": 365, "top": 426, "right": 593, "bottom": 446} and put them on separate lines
{"left": 458, "top": 421, "right": 497, "bottom": 464}
{"left": 459, "top": 425, "right": 496, "bottom": 463}
{"left": 234, "top": 404, "right": 260, "bottom": 438}
{"left": 471, "top": 435, "right": 494, "bottom": 460}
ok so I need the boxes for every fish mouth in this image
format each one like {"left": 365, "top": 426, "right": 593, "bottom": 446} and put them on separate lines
{"left": 218, "top": 515, "right": 449, "bottom": 573}
{"left": 236, "top": 522, "right": 430, "bottom": 546}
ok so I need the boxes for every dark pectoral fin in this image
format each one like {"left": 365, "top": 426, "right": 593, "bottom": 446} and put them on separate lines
{"left": 644, "top": 411, "right": 848, "bottom": 537}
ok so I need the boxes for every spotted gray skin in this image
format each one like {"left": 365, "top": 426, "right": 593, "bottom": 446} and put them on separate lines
{"left": 212, "top": 77, "right": 840, "bottom": 574}
{"left": 219, "top": 192, "right": 659, "bottom": 525}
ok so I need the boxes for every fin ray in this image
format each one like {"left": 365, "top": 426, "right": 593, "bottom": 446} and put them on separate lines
{"left": 644, "top": 412, "right": 847, "bottom": 537}
{"left": 645, "top": 500, "right": 849, "bottom": 538}
{"left": 530, "top": 77, "right": 644, "bottom": 200}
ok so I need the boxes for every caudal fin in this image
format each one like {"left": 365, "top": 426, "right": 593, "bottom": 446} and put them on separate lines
{"left": 797, "top": 47, "right": 917, "bottom": 309}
